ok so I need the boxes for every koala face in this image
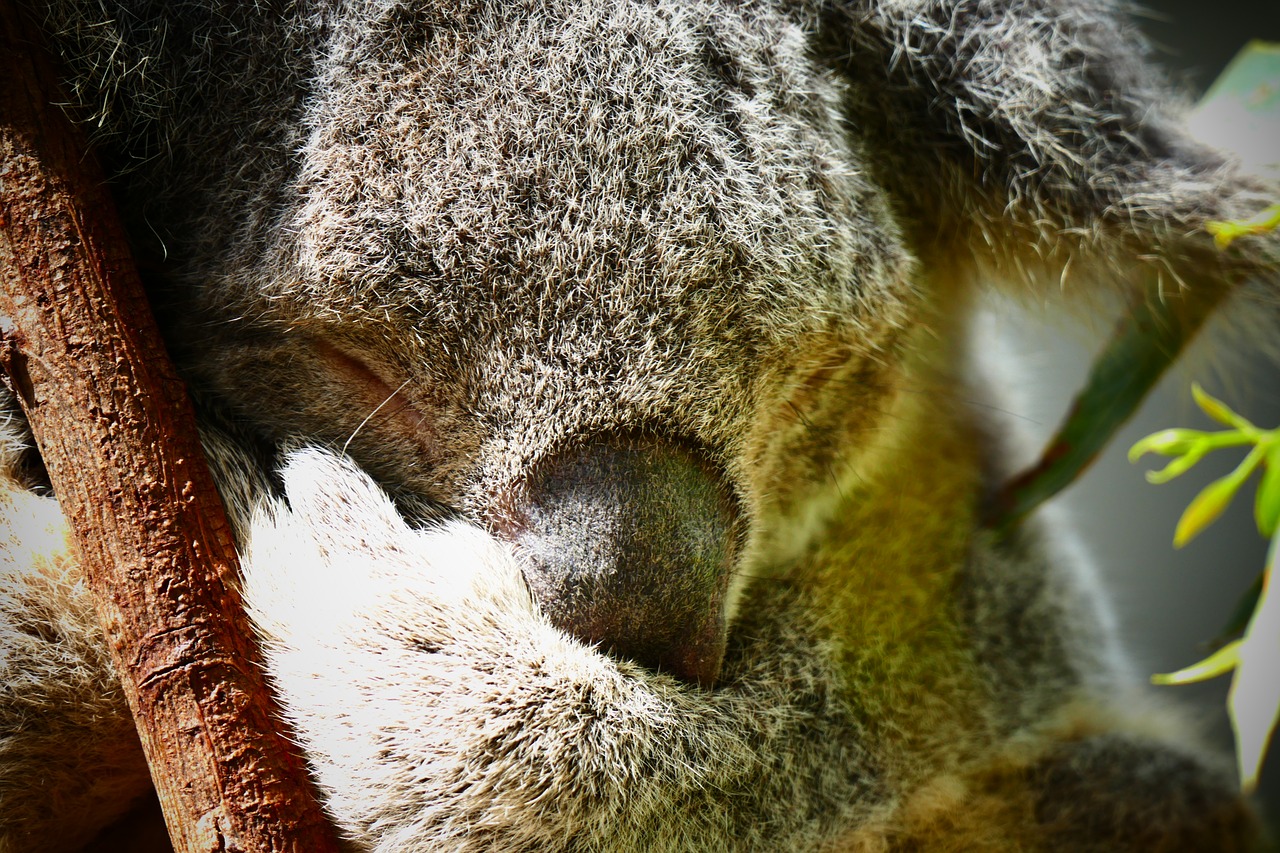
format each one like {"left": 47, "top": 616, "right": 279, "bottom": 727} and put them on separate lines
{"left": 182, "top": 0, "right": 927, "bottom": 683}
{"left": 16, "top": 0, "right": 1276, "bottom": 848}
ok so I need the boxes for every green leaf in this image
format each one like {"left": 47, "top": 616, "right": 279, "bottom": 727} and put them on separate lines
{"left": 1176, "top": 475, "right": 1241, "bottom": 547}
{"left": 985, "top": 276, "right": 1226, "bottom": 534}
{"left": 1218, "top": 573, "right": 1266, "bottom": 645}
{"left": 1207, "top": 204, "right": 1280, "bottom": 249}
{"left": 1152, "top": 640, "right": 1241, "bottom": 685}
{"left": 1173, "top": 445, "right": 1267, "bottom": 548}
{"left": 1192, "top": 383, "right": 1253, "bottom": 431}
{"left": 1228, "top": 537, "right": 1280, "bottom": 792}
{"left": 1255, "top": 445, "right": 1280, "bottom": 538}
{"left": 1127, "top": 428, "right": 1209, "bottom": 462}
{"left": 1143, "top": 446, "right": 1208, "bottom": 485}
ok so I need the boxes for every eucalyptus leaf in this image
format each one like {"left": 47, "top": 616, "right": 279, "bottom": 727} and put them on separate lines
{"left": 1218, "top": 572, "right": 1265, "bottom": 645}
{"left": 1152, "top": 640, "right": 1241, "bottom": 685}
{"left": 1127, "top": 428, "right": 1210, "bottom": 461}
{"left": 1144, "top": 446, "right": 1208, "bottom": 485}
{"left": 1228, "top": 537, "right": 1280, "bottom": 792}
{"left": 1173, "top": 445, "right": 1266, "bottom": 548}
{"left": 1192, "top": 383, "right": 1254, "bottom": 431}
{"left": 986, "top": 278, "right": 1226, "bottom": 534}
{"left": 1255, "top": 445, "right": 1280, "bottom": 538}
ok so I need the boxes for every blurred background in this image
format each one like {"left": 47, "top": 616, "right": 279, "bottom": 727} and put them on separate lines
{"left": 1001, "top": 0, "right": 1280, "bottom": 825}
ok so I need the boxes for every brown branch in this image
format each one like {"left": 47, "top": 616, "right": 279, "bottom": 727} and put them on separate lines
{"left": 0, "top": 4, "right": 341, "bottom": 851}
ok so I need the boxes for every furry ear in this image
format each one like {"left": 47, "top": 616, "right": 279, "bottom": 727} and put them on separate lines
{"left": 816, "top": 1, "right": 1278, "bottom": 304}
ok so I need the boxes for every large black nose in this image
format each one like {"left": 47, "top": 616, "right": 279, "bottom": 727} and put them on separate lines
{"left": 504, "top": 436, "right": 740, "bottom": 686}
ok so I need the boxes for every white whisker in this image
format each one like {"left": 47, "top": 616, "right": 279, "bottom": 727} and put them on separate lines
{"left": 342, "top": 377, "right": 415, "bottom": 456}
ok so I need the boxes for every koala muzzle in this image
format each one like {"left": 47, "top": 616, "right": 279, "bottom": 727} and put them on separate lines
{"left": 505, "top": 437, "right": 740, "bottom": 687}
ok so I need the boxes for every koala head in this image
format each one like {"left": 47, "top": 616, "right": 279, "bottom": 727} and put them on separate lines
{"left": 130, "top": 0, "right": 936, "bottom": 687}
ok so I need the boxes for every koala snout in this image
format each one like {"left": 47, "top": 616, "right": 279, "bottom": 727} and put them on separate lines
{"left": 502, "top": 437, "right": 741, "bottom": 687}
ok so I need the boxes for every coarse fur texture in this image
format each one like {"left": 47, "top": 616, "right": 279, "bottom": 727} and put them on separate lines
{"left": 1, "top": 0, "right": 1277, "bottom": 850}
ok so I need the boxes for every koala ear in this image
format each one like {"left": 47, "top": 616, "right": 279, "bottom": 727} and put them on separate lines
{"left": 809, "top": 3, "right": 1278, "bottom": 528}
{"left": 819, "top": 1, "right": 1277, "bottom": 303}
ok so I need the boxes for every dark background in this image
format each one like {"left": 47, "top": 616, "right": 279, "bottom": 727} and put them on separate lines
{"left": 1010, "top": 0, "right": 1280, "bottom": 826}
{"left": 1143, "top": 1, "right": 1278, "bottom": 91}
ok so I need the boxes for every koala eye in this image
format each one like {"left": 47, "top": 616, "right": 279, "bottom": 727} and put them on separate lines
{"left": 498, "top": 435, "right": 742, "bottom": 687}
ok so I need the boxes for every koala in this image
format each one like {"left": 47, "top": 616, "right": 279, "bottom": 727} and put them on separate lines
{"left": 1, "top": 0, "right": 1277, "bottom": 850}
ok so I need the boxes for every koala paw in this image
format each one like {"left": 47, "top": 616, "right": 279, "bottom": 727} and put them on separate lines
{"left": 241, "top": 448, "right": 666, "bottom": 849}
{"left": 243, "top": 446, "right": 537, "bottom": 659}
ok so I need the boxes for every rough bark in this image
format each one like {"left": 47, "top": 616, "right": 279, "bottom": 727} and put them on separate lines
{"left": 0, "top": 4, "right": 342, "bottom": 851}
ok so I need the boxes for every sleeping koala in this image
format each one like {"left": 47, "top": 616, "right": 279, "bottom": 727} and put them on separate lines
{"left": 1, "top": 0, "right": 1277, "bottom": 850}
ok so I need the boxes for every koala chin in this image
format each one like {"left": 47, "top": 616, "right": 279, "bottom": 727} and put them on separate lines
{"left": 1, "top": 0, "right": 1276, "bottom": 850}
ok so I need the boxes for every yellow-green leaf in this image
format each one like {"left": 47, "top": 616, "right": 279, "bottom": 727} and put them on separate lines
{"left": 1228, "top": 538, "right": 1280, "bottom": 792}
{"left": 1143, "top": 447, "right": 1208, "bottom": 485}
{"left": 1192, "top": 383, "right": 1252, "bottom": 431}
{"left": 1173, "top": 445, "right": 1267, "bottom": 548}
{"left": 1207, "top": 203, "right": 1280, "bottom": 249}
{"left": 1127, "top": 428, "right": 1209, "bottom": 462}
{"left": 1175, "top": 473, "right": 1244, "bottom": 548}
{"left": 1152, "top": 640, "right": 1241, "bottom": 685}
{"left": 1255, "top": 445, "right": 1280, "bottom": 538}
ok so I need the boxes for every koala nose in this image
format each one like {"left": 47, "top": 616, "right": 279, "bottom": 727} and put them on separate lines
{"left": 505, "top": 437, "right": 740, "bottom": 687}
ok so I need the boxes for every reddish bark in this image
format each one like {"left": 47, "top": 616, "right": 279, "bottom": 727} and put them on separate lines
{"left": 0, "top": 4, "right": 341, "bottom": 850}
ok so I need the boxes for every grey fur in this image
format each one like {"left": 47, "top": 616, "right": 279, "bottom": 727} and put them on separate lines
{"left": 1, "top": 0, "right": 1275, "bottom": 849}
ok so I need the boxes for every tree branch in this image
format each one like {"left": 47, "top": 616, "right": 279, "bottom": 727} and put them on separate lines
{"left": 0, "top": 4, "right": 341, "bottom": 850}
